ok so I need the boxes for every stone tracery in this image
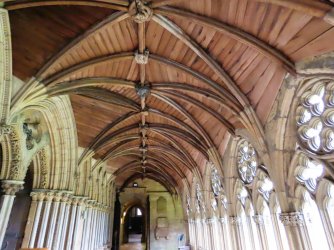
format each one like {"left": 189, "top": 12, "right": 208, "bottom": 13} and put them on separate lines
{"left": 237, "top": 140, "right": 258, "bottom": 184}
{"left": 297, "top": 80, "right": 334, "bottom": 154}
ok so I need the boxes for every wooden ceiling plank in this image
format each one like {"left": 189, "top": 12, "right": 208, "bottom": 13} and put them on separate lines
{"left": 155, "top": 7, "right": 295, "bottom": 73}
{"left": 253, "top": 0, "right": 333, "bottom": 19}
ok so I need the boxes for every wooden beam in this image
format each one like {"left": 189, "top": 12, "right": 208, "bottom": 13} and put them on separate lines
{"left": 36, "top": 11, "right": 130, "bottom": 79}
{"left": 5, "top": 0, "right": 129, "bottom": 11}
{"left": 150, "top": 0, "right": 181, "bottom": 8}
{"left": 153, "top": 89, "right": 235, "bottom": 133}
{"left": 46, "top": 77, "right": 135, "bottom": 96}
{"left": 155, "top": 6, "right": 296, "bottom": 74}
{"left": 152, "top": 14, "right": 266, "bottom": 140}
{"left": 153, "top": 14, "right": 248, "bottom": 106}
{"left": 48, "top": 53, "right": 241, "bottom": 110}
{"left": 72, "top": 87, "right": 141, "bottom": 111}
{"left": 43, "top": 52, "right": 134, "bottom": 85}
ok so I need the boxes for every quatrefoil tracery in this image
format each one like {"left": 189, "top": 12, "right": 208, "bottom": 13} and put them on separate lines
{"left": 297, "top": 80, "right": 334, "bottom": 154}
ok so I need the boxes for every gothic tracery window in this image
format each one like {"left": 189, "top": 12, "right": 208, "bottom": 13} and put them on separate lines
{"left": 195, "top": 183, "right": 205, "bottom": 214}
{"left": 210, "top": 166, "right": 227, "bottom": 209}
{"left": 186, "top": 194, "right": 192, "bottom": 216}
{"left": 237, "top": 140, "right": 258, "bottom": 184}
{"left": 296, "top": 80, "right": 334, "bottom": 154}
{"left": 256, "top": 170, "right": 274, "bottom": 202}
{"left": 294, "top": 153, "right": 324, "bottom": 192}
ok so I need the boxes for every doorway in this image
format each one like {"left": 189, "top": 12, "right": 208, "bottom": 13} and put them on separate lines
{"left": 125, "top": 206, "right": 144, "bottom": 243}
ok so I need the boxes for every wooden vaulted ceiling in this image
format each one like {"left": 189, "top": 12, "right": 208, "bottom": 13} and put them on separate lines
{"left": 7, "top": 0, "right": 334, "bottom": 192}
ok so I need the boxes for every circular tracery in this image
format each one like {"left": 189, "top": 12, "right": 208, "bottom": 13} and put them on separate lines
{"left": 237, "top": 140, "right": 258, "bottom": 184}
{"left": 296, "top": 80, "right": 334, "bottom": 154}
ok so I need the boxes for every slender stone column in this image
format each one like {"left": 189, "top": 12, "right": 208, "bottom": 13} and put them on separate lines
{"left": 72, "top": 197, "right": 87, "bottom": 250}
{"left": 206, "top": 218, "right": 215, "bottom": 250}
{"left": 253, "top": 215, "right": 268, "bottom": 250}
{"left": 66, "top": 196, "right": 79, "bottom": 250}
{"left": 90, "top": 204, "right": 98, "bottom": 249}
{"left": 279, "top": 212, "right": 312, "bottom": 250}
{"left": 219, "top": 217, "right": 232, "bottom": 249}
{"left": 229, "top": 216, "right": 244, "bottom": 250}
{"left": 188, "top": 219, "right": 195, "bottom": 248}
{"left": 45, "top": 192, "right": 63, "bottom": 249}
{"left": 95, "top": 206, "right": 101, "bottom": 249}
{"left": 97, "top": 207, "right": 103, "bottom": 248}
{"left": 0, "top": 180, "right": 24, "bottom": 248}
{"left": 81, "top": 200, "right": 94, "bottom": 250}
{"left": 52, "top": 193, "right": 70, "bottom": 250}
{"left": 28, "top": 191, "right": 45, "bottom": 248}
{"left": 101, "top": 208, "right": 107, "bottom": 245}
{"left": 59, "top": 195, "right": 72, "bottom": 250}
{"left": 37, "top": 192, "right": 54, "bottom": 247}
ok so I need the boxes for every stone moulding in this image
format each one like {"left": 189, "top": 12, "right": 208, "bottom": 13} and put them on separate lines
{"left": 279, "top": 212, "right": 306, "bottom": 226}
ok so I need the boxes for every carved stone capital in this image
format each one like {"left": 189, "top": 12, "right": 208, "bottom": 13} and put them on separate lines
{"left": 53, "top": 192, "right": 63, "bottom": 202}
{"left": 30, "top": 191, "right": 45, "bottom": 201}
{"left": 45, "top": 191, "right": 55, "bottom": 202}
{"left": 75, "top": 196, "right": 88, "bottom": 206}
{"left": 129, "top": 0, "right": 153, "bottom": 23}
{"left": 279, "top": 212, "right": 306, "bottom": 226}
{"left": 219, "top": 217, "right": 227, "bottom": 224}
{"left": 86, "top": 199, "right": 96, "bottom": 208}
{"left": 253, "top": 215, "right": 265, "bottom": 225}
{"left": 206, "top": 218, "right": 215, "bottom": 224}
{"left": 60, "top": 193, "right": 71, "bottom": 203}
{"left": 230, "top": 216, "right": 242, "bottom": 225}
{"left": 1, "top": 180, "right": 24, "bottom": 195}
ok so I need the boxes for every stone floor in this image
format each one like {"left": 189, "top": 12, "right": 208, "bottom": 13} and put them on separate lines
{"left": 120, "top": 234, "right": 145, "bottom": 250}
{"left": 120, "top": 243, "right": 146, "bottom": 250}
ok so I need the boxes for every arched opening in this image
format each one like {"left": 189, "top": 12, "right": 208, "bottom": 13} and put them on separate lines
{"left": 123, "top": 206, "right": 145, "bottom": 244}
{"left": 2, "top": 168, "right": 32, "bottom": 250}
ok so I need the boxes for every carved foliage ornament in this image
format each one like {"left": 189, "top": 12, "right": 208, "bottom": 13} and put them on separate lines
{"left": 237, "top": 140, "right": 258, "bottom": 184}
{"left": 195, "top": 183, "right": 205, "bottom": 214}
{"left": 22, "top": 121, "right": 42, "bottom": 150}
{"left": 135, "top": 49, "right": 149, "bottom": 64}
{"left": 279, "top": 212, "right": 305, "bottom": 226}
{"left": 294, "top": 153, "right": 324, "bottom": 192}
{"left": 1, "top": 180, "right": 24, "bottom": 195}
{"left": 129, "top": 0, "right": 153, "bottom": 23}
{"left": 296, "top": 80, "right": 334, "bottom": 154}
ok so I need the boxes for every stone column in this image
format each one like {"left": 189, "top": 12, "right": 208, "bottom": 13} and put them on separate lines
{"left": 0, "top": 180, "right": 24, "bottom": 248}
{"left": 206, "top": 218, "right": 215, "bottom": 250}
{"left": 218, "top": 217, "right": 231, "bottom": 250}
{"left": 90, "top": 204, "right": 98, "bottom": 249}
{"left": 81, "top": 200, "right": 94, "bottom": 250}
{"left": 59, "top": 195, "right": 72, "bottom": 250}
{"left": 45, "top": 192, "right": 62, "bottom": 249}
{"left": 28, "top": 191, "right": 45, "bottom": 248}
{"left": 72, "top": 197, "right": 87, "bottom": 250}
{"left": 66, "top": 196, "right": 79, "bottom": 250}
{"left": 253, "top": 215, "right": 268, "bottom": 250}
{"left": 229, "top": 216, "right": 244, "bottom": 250}
{"left": 37, "top": 192, "right": 54, "bottom": 247}
{"left": 96, "top": 206, "right": 102, "bottom": 249}
{"left": 52, "top": 193, "right": 70, "bottom": 250}
{"left": 279, "top": 212, "right": 312, "bottom": 250}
